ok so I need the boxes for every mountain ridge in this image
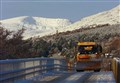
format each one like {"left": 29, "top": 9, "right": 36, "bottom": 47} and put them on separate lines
{"left": 0, "top": 5, "right": 120, "bottom": 39}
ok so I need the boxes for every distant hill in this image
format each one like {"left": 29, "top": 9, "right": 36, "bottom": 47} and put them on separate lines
{"left": 0, "top": 16, "right": 71, "bottom": 39}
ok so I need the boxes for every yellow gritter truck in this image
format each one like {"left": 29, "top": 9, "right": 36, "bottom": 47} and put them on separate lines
{"left": 76, "top": 42, "right": 102, "bottom": 72}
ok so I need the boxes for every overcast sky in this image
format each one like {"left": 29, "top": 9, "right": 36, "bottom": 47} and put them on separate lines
{"left": 0, "top": 0, "right": 119, "bottom": 22}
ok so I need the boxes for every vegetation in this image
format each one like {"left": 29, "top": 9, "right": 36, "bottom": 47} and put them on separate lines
{"left": 0, "top": 24, "right": 120, "bottom": 60}
{"left": 0, "top": 26, "right": 50, "bottom": 59}
{"left": 44, "top": 24, "right": 120, "bottom": 58}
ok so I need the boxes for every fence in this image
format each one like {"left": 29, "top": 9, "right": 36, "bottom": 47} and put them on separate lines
{"left": 0, "top": 58, "right": 72, "bottom": 83}
{"left": 112, "top": 58, "right": 120, "bottom": 83}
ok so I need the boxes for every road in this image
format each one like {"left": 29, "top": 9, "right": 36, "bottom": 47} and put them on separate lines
{"left": 21, "top": 71, "right": 116, "bottom": 83}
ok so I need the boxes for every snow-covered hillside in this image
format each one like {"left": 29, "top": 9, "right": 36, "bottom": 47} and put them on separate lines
{"left": 61, "top": 5, "right": 120, "bottom": 32}
{"left": 0, "top": 16, "right": 71, "bottom": 39}
{"left": 0, "top": 5, "right": 119, "bottom": 39}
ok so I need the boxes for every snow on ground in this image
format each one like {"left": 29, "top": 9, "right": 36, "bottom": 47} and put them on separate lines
{"left": 66, "top": 24, "right": 120, "bottom": 40}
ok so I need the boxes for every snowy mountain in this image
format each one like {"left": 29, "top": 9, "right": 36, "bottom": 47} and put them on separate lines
{"left": 0, "top": 5, "right": 120, "bottom": 39}
{"left": 0, "top": 16, "right": 71, "bottom": 39}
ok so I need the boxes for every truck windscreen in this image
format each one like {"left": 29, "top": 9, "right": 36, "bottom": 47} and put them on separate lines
{"left": 78, "top": 45, "right": 97, "bottom": 54}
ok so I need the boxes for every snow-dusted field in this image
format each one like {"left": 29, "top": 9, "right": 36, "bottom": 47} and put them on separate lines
{"left": 66, "top": 24, "right": 120, "bottom": 41}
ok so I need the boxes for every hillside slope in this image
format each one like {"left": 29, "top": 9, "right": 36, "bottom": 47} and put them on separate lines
{"left": 60, "top": 5, "right": 120, "bottom": 32}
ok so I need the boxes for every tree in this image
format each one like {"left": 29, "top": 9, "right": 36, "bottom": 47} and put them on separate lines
{"left": 0, "top": 26, "right": 27, "bottom": 59}
{"left": 31, "top": 38, "right": 49, "bottom": 57}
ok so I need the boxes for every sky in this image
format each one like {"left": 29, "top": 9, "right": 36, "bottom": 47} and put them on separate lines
{"left": 0, "top": 0, "right": 119, "bottom": 22}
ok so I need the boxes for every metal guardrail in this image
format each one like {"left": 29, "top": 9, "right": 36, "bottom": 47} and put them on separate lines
{"left": 0, "top": 58, "right": 71, "bottom": 83}
{"left": 112, "top": 58, "right": 120, "bottom": 83}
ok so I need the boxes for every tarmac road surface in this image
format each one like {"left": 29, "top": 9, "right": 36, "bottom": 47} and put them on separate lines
{"left": 19, "top": 71, "right": 116, "bottom": 83}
